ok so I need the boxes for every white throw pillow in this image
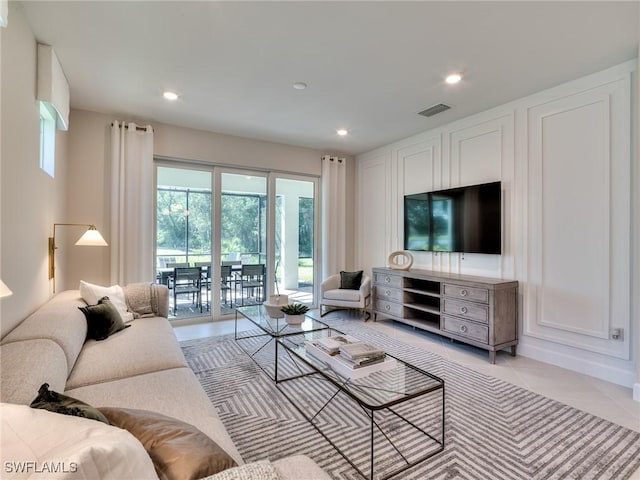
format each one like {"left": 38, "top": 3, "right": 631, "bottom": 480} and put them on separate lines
{"left": 0, "top": 403, "right": 158, "bottom": 479}
{"left": 79, "top": 281, "right": 134, "bottom": 323}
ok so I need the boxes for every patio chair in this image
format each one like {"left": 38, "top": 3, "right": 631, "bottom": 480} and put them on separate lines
{"left": 173, "top": 267, "right": 202, "bottom": 313}
{"left": 220, "top": 264, "right": 233, "bottom": 306}
{"left": 239, "top": 264, "right": 266, "bottom": 305}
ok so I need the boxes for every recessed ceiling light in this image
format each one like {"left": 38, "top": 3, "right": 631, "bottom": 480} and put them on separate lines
{"left": 336, "top": 129, "right": 349, "bottom": 136}
{"left": 163, "top": 91, "right": 179, "bottom": 101}
{"left": 445, "top": 73, "right": 462, "bottom": 85}
{"left": 293, "top": 82, "right": 308, "bottom": 90}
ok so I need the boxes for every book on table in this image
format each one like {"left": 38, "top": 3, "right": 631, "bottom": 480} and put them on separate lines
{"left": 305, "top": 340, "right": 394, "bottom": 379}
{"left": 339, "top": 342, "right": 385, "bottom": 360}
{"left": 307, "top": 336, "right": 387, "bottom": 370}
{"left": 314, "top": 334, "right": 361, "bottom": 355}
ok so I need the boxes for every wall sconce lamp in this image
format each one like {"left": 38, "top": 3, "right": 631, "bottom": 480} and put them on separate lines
{"left": 0, "top": 279, "right": 12, "bottom": 298}
{"left": 49, "top": 223, "right": 108, "bottom": 292}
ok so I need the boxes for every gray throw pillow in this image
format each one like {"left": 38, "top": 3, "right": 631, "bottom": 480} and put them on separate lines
{"left": 340, "top": 270, "right": 363, "bottom": 289}
{"left": 79, "top": 296, "right": 129, "bottom": 341}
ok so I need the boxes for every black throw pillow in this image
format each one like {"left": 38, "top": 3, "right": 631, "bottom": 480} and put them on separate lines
{"left": 30, "top": 383, "right": 110, "bottom": 424}
{"left": 79, "top": 296, "right": 130, "bottom": 341}
{"left": 340, "top": 270, "right": 363, "bottom": 290}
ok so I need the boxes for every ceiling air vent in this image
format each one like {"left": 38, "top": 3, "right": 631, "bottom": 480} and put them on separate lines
{"left": 418, "top": 103, "right": 451, "bottom": 118}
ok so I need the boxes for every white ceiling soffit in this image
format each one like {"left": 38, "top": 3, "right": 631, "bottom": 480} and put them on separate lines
{"left": 19, "top": 1, "right": 639, "bottom": 155}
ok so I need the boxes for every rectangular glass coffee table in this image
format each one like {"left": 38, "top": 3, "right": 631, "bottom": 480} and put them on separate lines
{"left": 234, "top": 304, "right": 334, "bottom": 381}
{"left": 275, "top": 329, "right": 445, "bottom": 480}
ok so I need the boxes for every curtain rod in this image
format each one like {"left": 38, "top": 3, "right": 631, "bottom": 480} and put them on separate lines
{"left": 111, "top": 122, "right": 154, "bottom": 132}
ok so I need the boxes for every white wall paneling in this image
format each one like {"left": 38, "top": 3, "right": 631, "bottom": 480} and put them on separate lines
{"left": 395, "top": 136, "right": 442, "bottom": 271}
{"left": 524, "top": 73, "right": 632, "bottom": 360}
{"left": 356, "top": 60, "right": 637, "bottom": 387}
{"left": 357, "top": 150, "right": 392, "bottom": 276}
{"left": 447, "top": 115, "right": 515, "bottom": 278}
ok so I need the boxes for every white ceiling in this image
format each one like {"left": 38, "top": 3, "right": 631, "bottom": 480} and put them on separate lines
{"left": 19, "top": 1, "right": 639, "bottom": 156}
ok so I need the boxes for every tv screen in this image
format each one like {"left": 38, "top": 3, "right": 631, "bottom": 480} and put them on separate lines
{"left": 404, "top": 181, "right": 501, "bottom": 254}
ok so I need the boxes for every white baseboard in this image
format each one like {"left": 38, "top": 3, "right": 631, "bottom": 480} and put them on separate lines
{"left": 517, "top": 338, "right": 636, "bottom": 389}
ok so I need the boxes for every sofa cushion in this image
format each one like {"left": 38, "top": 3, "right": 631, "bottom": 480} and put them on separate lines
{"left": 66, "top": 367, "right": 243, "bottom": 466}
{"left": 30, "top": 383, "right": 110, "bottom": 424}
{"left": 1, "top": 290, "right": 87, "bottom": 375}
{"left": 66, "top": 316, "right": 187, "bottom": 389}
{"left": 323, "top": 288, "right": 361, "bottom": 302}
{"left": 0, "top": 403, "right": 157, "bottom": 480}
{"left": 99, "top": 407, "right": 237, "bottom": 480}
{"left": 0, "top": 339, "right": 68, "bottom": 405}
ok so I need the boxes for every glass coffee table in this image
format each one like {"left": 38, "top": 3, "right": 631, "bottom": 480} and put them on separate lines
{"left": 234, "top": 304, "right": 334, "bottom": 381}
{"left": 276, "top": 328, "right": 445, "bottom": 480}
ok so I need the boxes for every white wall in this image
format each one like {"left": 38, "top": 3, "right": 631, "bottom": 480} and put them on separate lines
{"left": 1, "top": 3, "right": 69, "bottom": 337}
{"left": 0, "top": 2, "right": 357, "bottom": 336}
{"left": 357, "top": 60, "right": 638, "bottom": 389}
{"left": 62, "top": 110, "right": 356, "bottom": 296}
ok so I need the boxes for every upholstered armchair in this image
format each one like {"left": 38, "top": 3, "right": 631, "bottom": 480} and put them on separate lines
{"left": 320, "top": 273, "right": 371, "bottom": 320}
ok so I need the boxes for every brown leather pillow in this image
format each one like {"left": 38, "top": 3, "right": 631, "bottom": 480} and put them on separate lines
{"left": 98, "top": 407, "right": 237, "bottom": 480}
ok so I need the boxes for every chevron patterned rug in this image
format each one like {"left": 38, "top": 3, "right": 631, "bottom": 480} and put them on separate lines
{"left": 180, "top": 319, "right": 640, "bottom": 480}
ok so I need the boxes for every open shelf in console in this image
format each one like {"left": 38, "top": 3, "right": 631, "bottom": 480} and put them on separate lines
{"left": 405, "top": 278, "right": 440, "bottom": 297}
{"left": 401, "top": 308, "right": 441, "bottom": 332}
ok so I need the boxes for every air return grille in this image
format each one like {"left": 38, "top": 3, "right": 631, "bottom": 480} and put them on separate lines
{"left": 418, "top": 103, "right": 451, "bottom": 117}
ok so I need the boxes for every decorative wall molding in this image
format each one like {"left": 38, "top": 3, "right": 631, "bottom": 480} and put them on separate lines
{"left": 522, "top": 73, "right": 631, "bottom": 360}
{"left": 356, "top": 59, "right": 636, "bottom": 385}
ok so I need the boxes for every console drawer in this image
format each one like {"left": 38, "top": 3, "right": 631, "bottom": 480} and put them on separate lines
{"left": 375, "top": 285, "right": 403, "bottom": 302}
{"left": 374, "top": 299, "right": 403, "bottom": 317}
{"left": 374, "top": 273, "right": 403, "bottom": 288}
{"left": 442, "top": 316, "right": 488, "bottom": 343}
{"left": 442, "top": 299, "right": 489, "bottom": 323}
{"left": 442, "top": 283, "right": 489, "bottom": 303}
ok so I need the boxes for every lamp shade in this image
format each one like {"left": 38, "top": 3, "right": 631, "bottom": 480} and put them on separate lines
{"left": 75, "top": 226, "right": 108, "bottom": 246}
{"left": 0, "top": 279, "right": 13, "bottom": 298}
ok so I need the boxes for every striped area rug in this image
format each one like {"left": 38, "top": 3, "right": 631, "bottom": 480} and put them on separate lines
{"left": 180, "top": 320, "right": 640, "bottom": 480}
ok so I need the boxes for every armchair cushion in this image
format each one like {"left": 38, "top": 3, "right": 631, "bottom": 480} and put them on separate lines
{"left": 339, "top": 270, "right": 363, "bottom": 289}
{"left": 324, "top": 288, "right": 362, "bottom": 302}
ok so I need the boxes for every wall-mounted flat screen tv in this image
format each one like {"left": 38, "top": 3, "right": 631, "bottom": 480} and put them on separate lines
{"left": 404, "top": 181, "right": 501, "bottom": 254}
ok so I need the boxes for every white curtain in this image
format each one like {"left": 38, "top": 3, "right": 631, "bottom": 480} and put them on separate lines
{"left": 321, "top": 155, "right": 347, "bottom": 279}
{"left": 110, "top": 121, "right": 154, "bottom": 285}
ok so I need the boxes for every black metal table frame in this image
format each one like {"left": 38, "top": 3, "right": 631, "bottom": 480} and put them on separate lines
{"left": 234, "top": 307, "right": 333, "bottom": 382}
{"left": 275, "top": 338, "right": 445, "bottom": 480}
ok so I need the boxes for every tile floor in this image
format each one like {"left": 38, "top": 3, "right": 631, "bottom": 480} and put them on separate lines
{"left": 174, "top": 311, "right": 640, "bottom": 479}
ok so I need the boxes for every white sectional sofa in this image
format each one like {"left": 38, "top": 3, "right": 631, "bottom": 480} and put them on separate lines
{"left": 0, "top": 286, "right": 330, "bottom": 480}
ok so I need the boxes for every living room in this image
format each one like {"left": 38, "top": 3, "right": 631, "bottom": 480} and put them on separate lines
{"left": 1, "top": 2, "right": 639, "bottom": 479}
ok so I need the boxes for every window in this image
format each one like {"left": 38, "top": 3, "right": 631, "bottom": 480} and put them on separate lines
{"left": 157, "top": 187, "right": 212, "bottom": 267}
{"left": 39, "top": 102, "right": 56, "bottom": 177}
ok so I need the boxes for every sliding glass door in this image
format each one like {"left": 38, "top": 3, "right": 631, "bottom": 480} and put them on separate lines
{"left": 274, "top": 177, "right": 316, "bottom": 305}
{"left": 220, "top": 172, "right": 267, "bottom": 309}
{"left": 155, "top": 162, "right": 318, "bottom": 321}
{"left": 156, "top": 166, "right": 213, "bottom": 320}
